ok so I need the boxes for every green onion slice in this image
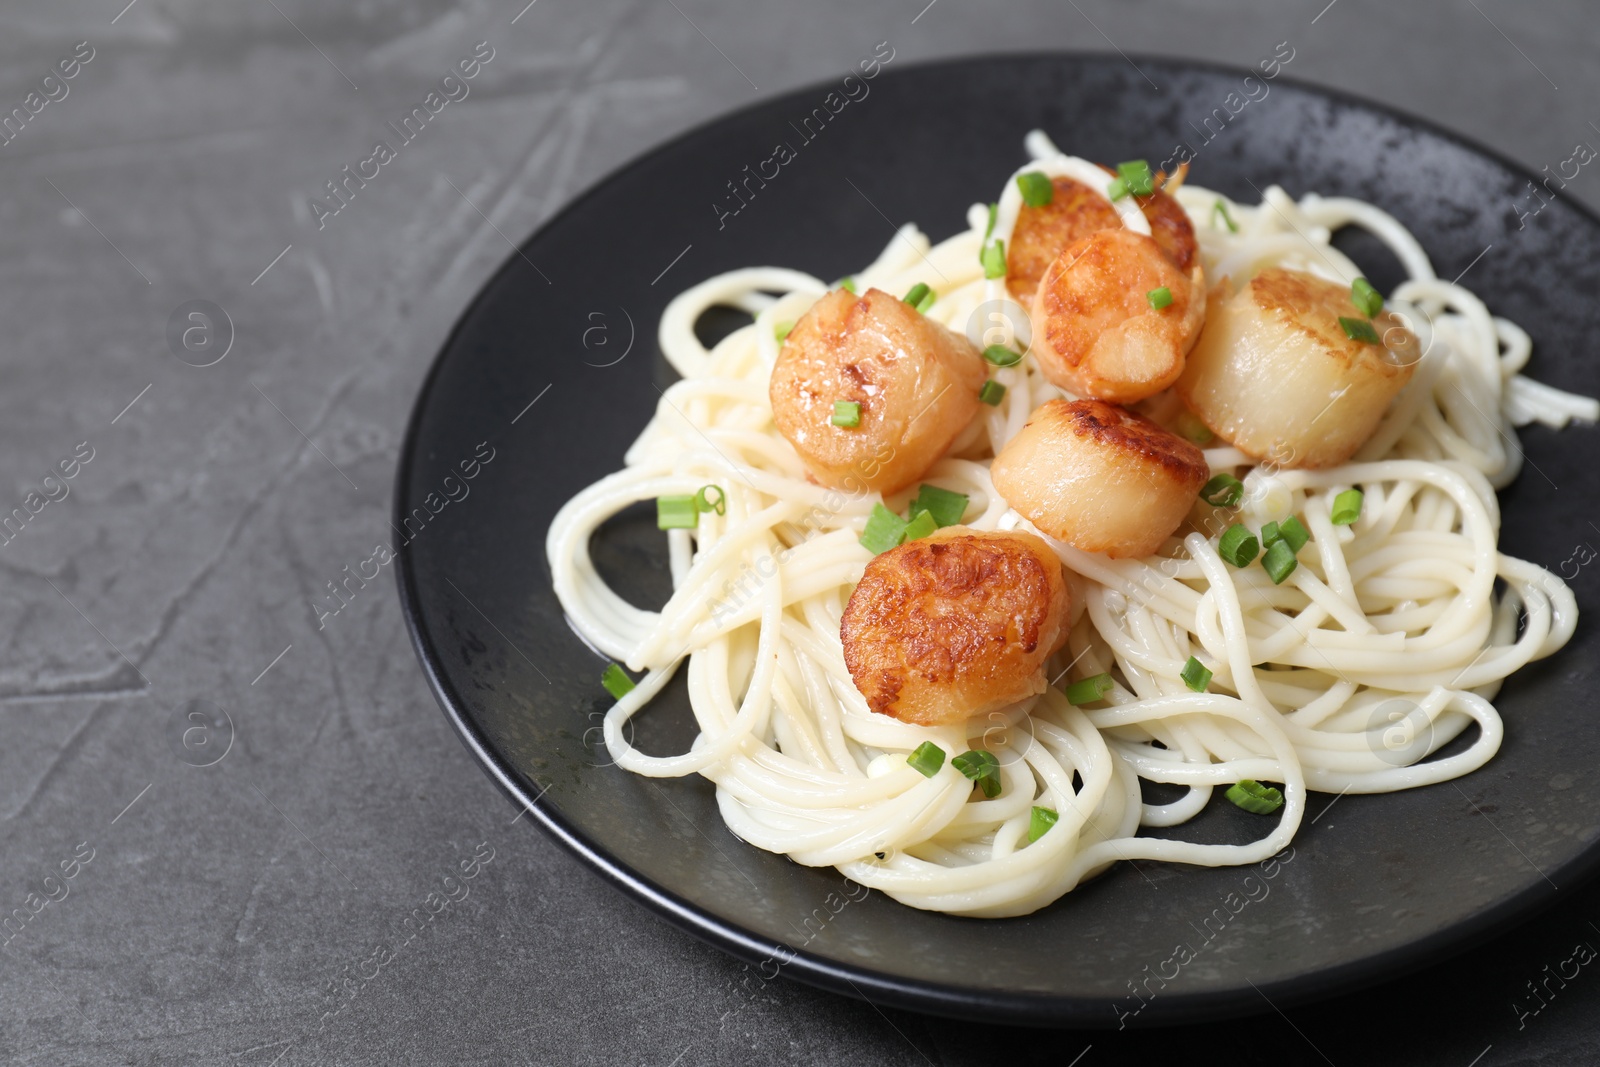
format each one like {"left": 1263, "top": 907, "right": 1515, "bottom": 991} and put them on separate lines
{"left": 1261, "top": 516, "right": 1310, "bottom": 553}
{"left": 1260, "top": 521, "right": 1299, "bottom": 556}
{"left": 1016, "top": 171, "right": 1054, "bottom": 207}
{"left": 1218, "top": 524, "right": 1259, "bottom": 567}
{"left": 907, "top": 741, "right": 945, "bottom": 777}
{"left": 694, "top": 484, "right": 726, "bottom": 516}
{"left": 657, "top": 495, "right": 698, "bottom": 529}
{"left": 901, "top": 509, "right": 937, "bottom": 543}
{"left": 601, "top": 662, "right": 635, "bottom": 700}
{"left": 1279, "top": 516, "right": 1310, "bottom": 552}
{"left": 775, "top": 320, "right": 794, "bottom": 342}
{"left": 1351, "top": 277, "right": 1383, "bottom": 318}
{"left": 902, "top": 282, "right": 931, "bottom": 310}
{"left": 952, "top": 749, "right": 1002, "bottom": 798}
{"left": 1339, "top": 316, "right": 1381, "bottom": 344}
{"left": 1262, "top": 539, "right": 1298, "bottom": 584}
{"left": 1028, "top": 806, "right": 1059, "bottom": 843}
{"left": 1106, "top": 176, "right": 1129, "bottom": 201}
{"left": 1065, "top": 672, "right": 1114, "bottom": 706}
{"left": 831, "top": 400, "right": 861, "bottom": 428}
{"left": 909, "top": 484, "right": 969, "bottom": 528}
{"left": 981, "top": 240, "right": 1006, "bottom": 279}
{"left": 1331, "top": 488, "right": 1364, "bottom": 525}
{"left": 983, "top": 344, "right": 1022, "bottom": 367}
{"left": 1201, "top": 473, "right": 1245, "bottom": 508}
{"left": 1226, "top": 779, "right": 1285, "bottom": 814}
{"left": 859, "top": 503, "right": 908, "bottom": 555}
{"left": 1116, "top": 159, "right": 1155, "bottom": 197}
{"left": 1213, "top": 198, "right": 1239, "bottom": 233}
{"left": 1147, "top": 286, "right": 1173, "bottom": 310}
{"left": 979, "top": 380, "right": 1007, "bottom": 406}
{"left": 1180, "top": 656, "right": 1212, "bottom": 692}
{"left": 837, "top": 275, "right": 857, "bottom": 294}
{"left": 983, "top": 202, "right": 998, "bottom": 241}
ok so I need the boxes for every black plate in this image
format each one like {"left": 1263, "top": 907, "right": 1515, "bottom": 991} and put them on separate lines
{"left": 395, "top": 53, "right": 1600, "bottom": 1027}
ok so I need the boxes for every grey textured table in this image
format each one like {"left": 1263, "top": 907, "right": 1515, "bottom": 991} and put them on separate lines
{"left": 3, "top": 1, "right": 1597, "bottom": 1063}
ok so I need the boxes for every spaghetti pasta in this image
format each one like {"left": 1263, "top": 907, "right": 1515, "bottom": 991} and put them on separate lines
{"left": 546, "top": 133, "right": 1594, "bottom": 917}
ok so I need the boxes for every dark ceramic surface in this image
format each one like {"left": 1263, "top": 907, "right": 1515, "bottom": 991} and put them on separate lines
{"left": 395, "top": 54, "right": 1600, "bottom": 1027}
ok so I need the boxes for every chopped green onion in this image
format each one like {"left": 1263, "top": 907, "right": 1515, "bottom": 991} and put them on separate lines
{"left": 1339, "top": 316, "right": 1381, "bottom": 344}
{"left": 1262, "top": 539, "right": 1299, "bottom": 584}
{"left": 859, "top": 503, "right": 908, "bottom": 555}
{"left": 1180, "top": 656, "right": 1212, "bottom": 692}
{"left": 1065, "top": 672, "right": 1114, "bottom": 706}
{"left": 1225, "top": 779, "right": 1285, "bottom": 815}
{"left": 1212, "top": 199, "right": 1238, "bottom": 233}
{"left": 1116, "top": 159, "right": 1155, "bottom": 197}
{"left": 952, "top": 750, "right": 998, "bottom": 778}
{"left": 838, "top": 275, "right": 857, "bottom": 294}
{"left": 1028, "top": 806, "right": 1059, "bottom": 843}
{"left": 1331, "top": 488, "right": 1364, "bottom": 525}
{"left": 903, "top": 283, "right": 932, "bottom": 311}
{"left": 657, "top": 495, "right": 698, "bottom": 529}
{"left": 979, "top": 380, "right": 1007, "bottom": 406}
{"left": 981, "top": 240, "right": 1007, "bottom": 279}
{"left": 983, "top": 344, "right": 1022, "bottom": 367}
{"left": 1201, "top": 473, "right": 1245, "bottom": 508}
{"left": 1261, "top": 517, "right": 1310, "bottom": 553}
{"left": 901, "top": 509, "right": 938, "bottom": 542}
{"left": 1254, "top": 521, "right": 1305, "bottom": 556}
{"left": 1218, "top": 524, "right": 1259, "bottom": 567}
{"left": 775, "top": 320, "right": 794, "bottom": 342}
{"left": 908, "top": 484, "right": 969, "bottom": 528}
{"left": 907, "top": 741, "right": 945, "bottom": 777}
{"left": 1106, "top": 176, "right": 1129, "bottom": 201}
{"left": 952, "top": 749, "right": 1002, "bottom": 798}
{"left": 1147, "top": 286, "right": 1173, "bottom": 310}
{"left": 1017, "top": 171, "right": 1054, "bottom": 207}
{"left": 1175, "top": 410, "right": 1214, "bottom": 445}
{"left": 1351, "top": 277, "right": 1383, "bottom": 318}
{"left": 1279, "top": 516, "right": 1310, "bottom": 553}
{"left": 694, "top": 485, "right": 726, "bottom": 516}
{"left": 983, "top": 202, "right": 998, "bottom": 241}
{"left": 601, "top": 663, "right": 635, "bottom": 700}
{"left": 831, "top": 400, "right": 861, "bottom": 428}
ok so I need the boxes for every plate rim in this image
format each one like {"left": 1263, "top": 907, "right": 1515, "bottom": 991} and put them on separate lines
{"left": 393, "top": 49, "right": 1600, "bottom": 1028}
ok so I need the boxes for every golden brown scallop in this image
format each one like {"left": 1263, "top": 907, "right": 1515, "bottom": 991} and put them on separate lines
{"left": 1139, "top": 178, "right": 1200, "bottom": 272}
{"left": 990, "top": 398, "right": 1210, "bottom": 558}
{"left": 840, "top": 527, "right": 1071, "bottom": 727}
{"left": 1005, "top": 172, "right": 1198, "bottom": 301}
{"left": 1005, "top": 175, "right": 1123, "bottom": 302}
{"left": 770, "top": 287, "right": 986, "bottom": 495}
{"left": 1029, "top": 228, "right": 1207, "bottom": 404}
{"left": 1175, "top": 267, "right": 1420, "bottom": 468}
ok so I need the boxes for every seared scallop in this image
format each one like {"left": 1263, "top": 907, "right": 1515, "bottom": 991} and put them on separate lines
{"left": 1005, "top": 175, "right": 1123, "bottom": 302}
{"left": 1005, "top": 172, "right": 1198, "bottom": 301}
{"left": 1175, "top": 267, "right": 1420, "bottom": 468}
{"left": 991, "top": 398, "right": 1210, "bottom": 558}
{"left": 841, "top": 527, "right": 1070, "bottom": 727}
{"left": 770, "top": 287, "right": 986, "bottom": 495}
{"left": 1029, "top": 229, "right": 1207, "bottom": 404}
{"left": 1138, "top": 176, "right": 1200, "bottom": 273}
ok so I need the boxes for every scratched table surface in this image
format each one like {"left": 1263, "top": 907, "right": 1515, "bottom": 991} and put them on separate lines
{"left": 2, "top": 0, "right": 1598, "bottom": 1064}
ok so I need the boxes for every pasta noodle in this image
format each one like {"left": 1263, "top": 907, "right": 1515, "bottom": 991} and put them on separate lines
{"left": 546, "top": 133, "right": 1594, "bottom": 917}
